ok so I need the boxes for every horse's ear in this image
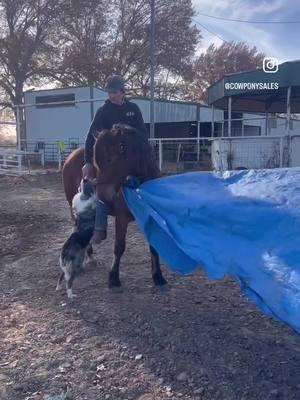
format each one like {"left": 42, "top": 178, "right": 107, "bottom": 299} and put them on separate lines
{"left": 92, "top": 130, "right": 101, "bottom": 140}
{"left": 93, "top": 129, "right": 110, "bottom": 141}
{"left": 111, "top": 124, "right": 123, "bottom": 136}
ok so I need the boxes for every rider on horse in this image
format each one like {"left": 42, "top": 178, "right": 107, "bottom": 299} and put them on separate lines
{"left": 82, "top": 75, "right": 147, "bottom": 244}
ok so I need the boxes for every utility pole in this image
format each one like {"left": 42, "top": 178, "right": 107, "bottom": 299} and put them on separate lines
{"left": 150, "top": 0, "right": 155, "bottom": 138}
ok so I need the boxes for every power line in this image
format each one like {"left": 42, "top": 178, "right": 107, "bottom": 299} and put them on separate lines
{"left": 192, "top": 19, "right": 229, "bottom": 44}
{"left": 196, "top": 11, "right": 300, "bottom": 24}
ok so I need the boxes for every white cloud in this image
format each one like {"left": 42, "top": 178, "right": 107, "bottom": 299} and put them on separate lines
{"left": 192, "top": 0, "right": 292, "bottom": 61}
{"left": 196, "top": 34, "right": 223, "bottom": 56}
{"left": 193, "top": 0, "right": 285, "bottom": 17}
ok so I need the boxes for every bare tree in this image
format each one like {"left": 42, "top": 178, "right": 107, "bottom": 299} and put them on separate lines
{"left": 183, "top": 41, "right": 265, "bottom": 102}
{"left": 0, "top": 0, "right": 62, "bottom": 111}
{"left": 57, "top": 0, "right": 112, "bottom": 86}
{"left": 58, "top": 0, "right": 200, "bottom": 99}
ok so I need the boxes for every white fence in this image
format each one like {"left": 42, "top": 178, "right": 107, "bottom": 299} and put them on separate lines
{"left": 149, "top": 138, "right": 212, "bottom": 173}
{"left": 289, "top": 135, "right": 300, "bottom": 167}
{"left": 0, "top": 148, "right": 44, "bottom": 175}
{"left": 17, "top": 137, "right": 213, "bottom": 173}
{"left": 211, "top": 135, "right": 300, "bottom": 171}
{"left": 2, "top": 135, "right": 300, "bottom": 175}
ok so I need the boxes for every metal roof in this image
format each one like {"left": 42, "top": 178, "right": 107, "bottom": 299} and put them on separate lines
{"left": 24, "top": 85, "right": 107, "bottom": 93}
{"left": 207, "top": 60, "right": 300, "bottom": 113}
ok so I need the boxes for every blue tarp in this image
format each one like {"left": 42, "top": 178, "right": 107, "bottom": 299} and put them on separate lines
{"left": 122, "top": 168, "right": 300, "bottom": 333}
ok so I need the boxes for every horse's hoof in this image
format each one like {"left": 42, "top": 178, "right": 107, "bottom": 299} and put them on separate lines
{"left": 153, "top": 275, "right": 168, "bottom": 286}
{"left": 109, "top": 279, "right": 122, "bottom": 288}
{"left": 109, "top": 273, "right": 122, "bottom": 288}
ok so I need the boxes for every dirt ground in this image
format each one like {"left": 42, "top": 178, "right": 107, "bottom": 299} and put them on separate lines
{"left": 1, "top": 172, "right": 300, "bottom": 400}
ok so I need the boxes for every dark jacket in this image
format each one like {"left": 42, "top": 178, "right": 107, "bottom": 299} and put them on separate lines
{"left": 84, "top": 98, "right": 147, "bottom": 163}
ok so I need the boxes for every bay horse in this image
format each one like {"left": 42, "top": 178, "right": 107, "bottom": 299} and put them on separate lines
{"left": 62, "top": 124, "right": 167, "bottom": 288}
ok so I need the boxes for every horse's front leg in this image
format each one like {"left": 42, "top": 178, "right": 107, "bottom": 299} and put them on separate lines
{"left": 150, "top": 245, "right": 167, "bottom": 286}
{"left": 109, "top": 216, "right": 128, "bottom": 288}
{"left": 86, "top": 243, "right": 93, "bottom": 260}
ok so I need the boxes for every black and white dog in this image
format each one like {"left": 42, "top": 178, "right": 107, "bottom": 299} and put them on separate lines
{"left": 56, "top": 178, "right": 96, "bottom": 299}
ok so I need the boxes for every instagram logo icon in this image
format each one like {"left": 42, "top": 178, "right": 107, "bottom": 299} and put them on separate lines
{"left": 263, "top": 57, "right": 279, "bottom": 73}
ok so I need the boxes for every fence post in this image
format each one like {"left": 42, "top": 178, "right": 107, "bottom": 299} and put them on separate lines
{"left": 197, "top": 138, "right": 200, "bottom": 162}
{"left": 40, "top": 150, "right": 45, "bottom": 167}
{"left": 218, "top": 137, "right": 223, "bottom": 171}
{"left": 197, "top": 120, "right": 200, "bottom": 161}
{"left": 228, "top": 96, "right": 232, "bottom": 137}
{"left": 17, "top": 154, "right": 22, "bottom": 172}
{"left": 285, "top": 87, "right": 291, "bottom": 135}
{"left": 288, "top": 135, "right": 292, "bottom": 167}
{"left": 158, "top": 139, "right": 163, "bottom": 171}
{"left": 58, "top": 150, "right": 62, "bottom": 171}
{"left": 279, "top": 137, "right": 284, "bottom": 168}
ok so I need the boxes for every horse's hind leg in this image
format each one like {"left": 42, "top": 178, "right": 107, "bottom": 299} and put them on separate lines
{"left": 109, "top": 216, "right": 128, "bottom": 288}
{"left": 150, "top": 245, "right": 167, "bottom": 286}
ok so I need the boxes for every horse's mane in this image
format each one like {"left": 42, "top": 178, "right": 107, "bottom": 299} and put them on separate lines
{"left": 94, "top": 124, "right": 159, "bottom": 182}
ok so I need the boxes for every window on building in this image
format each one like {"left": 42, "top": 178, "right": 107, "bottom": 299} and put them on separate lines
{"left": 35, "top": 93, "right": 75, "bottom": 108}
{"left": 244, "top": 125, "right": 261, "bottom": 136}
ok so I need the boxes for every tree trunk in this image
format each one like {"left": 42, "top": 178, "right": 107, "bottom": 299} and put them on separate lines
{"left": 14, "top": 81, "right": 26, "bottom": 149}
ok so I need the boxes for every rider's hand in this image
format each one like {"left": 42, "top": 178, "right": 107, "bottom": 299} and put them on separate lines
{"left": 82, "top": 162, "right": 94, "bottom": 179}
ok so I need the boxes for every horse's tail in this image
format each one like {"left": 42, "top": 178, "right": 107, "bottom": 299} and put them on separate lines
{"left": 62, "top": 147, "right": 85, "bottom": 207}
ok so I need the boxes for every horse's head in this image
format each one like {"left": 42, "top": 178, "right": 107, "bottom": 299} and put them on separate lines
{"left": 93, "top": 124, "right": 159, "bottom": 186}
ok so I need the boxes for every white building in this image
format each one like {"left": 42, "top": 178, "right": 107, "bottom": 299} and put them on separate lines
{"left": 23, "top": 86, "right": 224, "bottom": 145}
{"left": 22, "top": 85, "right": 300, "bottom": 167}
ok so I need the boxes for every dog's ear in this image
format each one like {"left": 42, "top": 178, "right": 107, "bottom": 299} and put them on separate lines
{"left": 90, "top": 178, "right": 98, "bottom": 186}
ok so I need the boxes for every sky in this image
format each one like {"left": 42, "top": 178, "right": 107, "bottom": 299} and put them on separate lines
{"left": 192, "top": 0, "right": 300, "bottom": 62}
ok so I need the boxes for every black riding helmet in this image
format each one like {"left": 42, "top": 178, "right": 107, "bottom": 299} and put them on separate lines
{"left": 104, "top": 75, "right": 126, "bottom": 93}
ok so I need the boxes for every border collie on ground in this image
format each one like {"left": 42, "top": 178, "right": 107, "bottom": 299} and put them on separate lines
{"left": 56, "top": 178, "right": 96, "bottom": 299}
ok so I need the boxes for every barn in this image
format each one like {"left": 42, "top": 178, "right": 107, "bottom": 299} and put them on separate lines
{"left": 23, "top": 86, "right": 223, "bottom": 145}
{"left": 20, "top": 76, "right": 300, "bottom": 170}
{"left": 207, "top": 60, "right": 300, "bottom": 170}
